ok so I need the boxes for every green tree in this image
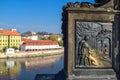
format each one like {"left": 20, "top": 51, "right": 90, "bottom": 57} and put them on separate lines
{"left": 12, "top": 46, "right": 19, "bottom": 50}
{"left": 49, "top": 34, "right": 58, "bottom": 41}
{"left": 37, "top": 32, "right": 49, "bottom": 35}
{"left": 58, "top": 40, "right": 63, "bottom": 46}
{"left": 3, "top": 47, "right": 7, "bottom": 52}
{"left": 41, "top": 37, "right": 48, "bottom": 40}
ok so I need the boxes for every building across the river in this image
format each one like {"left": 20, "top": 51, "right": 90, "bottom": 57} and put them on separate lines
{"left": 20, "top": 40, "right": 61, "bottom": 51}
{"left": 25, "top": 32, "right": 38, "bottom": 40}
{"left": 0, "top": 28, "right": 21, "bottom": 51}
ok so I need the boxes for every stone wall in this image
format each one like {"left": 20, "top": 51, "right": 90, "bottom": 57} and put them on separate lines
{"left": 62, "top": 1, "right": 120, "bottom": 79}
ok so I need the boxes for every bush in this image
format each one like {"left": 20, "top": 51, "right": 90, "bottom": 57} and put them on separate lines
{"left": 58, "top": 40, "right": 63, "bottom": 46}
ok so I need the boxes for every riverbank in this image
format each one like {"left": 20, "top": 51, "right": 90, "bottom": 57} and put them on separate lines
{"left": 0, "top": 48, "right": 64, "bottom": 59}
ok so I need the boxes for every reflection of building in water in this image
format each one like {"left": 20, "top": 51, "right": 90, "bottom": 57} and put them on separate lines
{"left": 6, "top": 61, "right": 15, "bottom": 68}
{"left": 24, "top": 54, "right": 63, "bottom": 70}
{"left": 0, "top": 61, "right": 21, "bottom": 79}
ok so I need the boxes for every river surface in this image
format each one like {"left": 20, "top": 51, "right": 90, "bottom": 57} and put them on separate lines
{"left": 0, "top": 54, "right": 64, "bottom": 80}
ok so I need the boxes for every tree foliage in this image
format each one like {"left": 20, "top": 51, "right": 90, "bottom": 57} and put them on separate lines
{"left": 12, "top": 46, "right": 19, "bottom": 50}
{"left": 49, "top": 34, "right": 58, "bottom": 41}
{"left": 41, "top": 37, "right": 48, "bottom": 40}
{"left": 37, "top": 32, "right": 49, "bottom": 35}
{"left": 58, "top": 40, "right": 63, "bottom": 46}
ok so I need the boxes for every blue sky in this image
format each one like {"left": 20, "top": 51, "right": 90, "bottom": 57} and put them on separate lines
{"left": 0, "top": 0, "right": 95, "bottom": 33}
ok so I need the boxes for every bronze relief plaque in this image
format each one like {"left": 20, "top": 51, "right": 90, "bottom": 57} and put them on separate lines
{"left": 75, "top": 21, "right": 112, "bottom": 68}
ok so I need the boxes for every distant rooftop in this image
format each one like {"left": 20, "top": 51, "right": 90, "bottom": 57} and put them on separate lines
{"left": 0, "top": 29, "right": 20, "bottom": 36}
{"left": 22, "top": 40, "right": 58, "bottom": 46}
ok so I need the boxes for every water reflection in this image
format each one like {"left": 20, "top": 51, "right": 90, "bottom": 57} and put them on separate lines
{"left": 0, "top": 54, "right": 64, "bottom": 80}
{"left": 25, "top": 55, "right": 62, "bottom": 70}
{"left": 0, "top": 60, "right": 21, "bottom": 80}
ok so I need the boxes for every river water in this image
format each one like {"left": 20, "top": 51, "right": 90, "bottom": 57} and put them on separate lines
{"left": 0, "top": 54, "right": 64, "bottom": 80}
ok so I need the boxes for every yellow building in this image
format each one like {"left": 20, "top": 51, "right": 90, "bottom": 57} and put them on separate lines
{"left": 0, "top": 29, "right": 21, "bottom": 51}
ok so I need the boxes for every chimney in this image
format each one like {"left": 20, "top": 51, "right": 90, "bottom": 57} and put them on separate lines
{"left": 11, "top": 28, "right": 16, "bottom": 31}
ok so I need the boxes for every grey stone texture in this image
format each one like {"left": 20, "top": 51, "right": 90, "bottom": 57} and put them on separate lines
{"left": 61, "top": 0, "right": 120, "bottom": 80}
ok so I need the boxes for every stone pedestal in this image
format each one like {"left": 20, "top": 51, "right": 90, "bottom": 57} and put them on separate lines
{"left": 69, "top": 69, "right": 117, "bottom": 80}
{"left": 62, "top": 0, "right": 120, "bottom": 80}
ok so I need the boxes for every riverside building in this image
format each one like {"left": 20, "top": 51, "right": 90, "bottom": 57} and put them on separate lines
{"left": 0, "top": 29, "right": 21, "bottom": 51}
{"left": 21, "top": 40, "right": 61, "bottom": 51}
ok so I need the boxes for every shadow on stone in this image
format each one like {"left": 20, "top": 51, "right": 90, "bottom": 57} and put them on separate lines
{"left": 34, "top": 69, "right": 67, "bottom": 80}
{"left": 34, "top": 74, "right": 56, "bottom": 80}
{"left": 115, "top": 52, "right": 120, "bottom": 80}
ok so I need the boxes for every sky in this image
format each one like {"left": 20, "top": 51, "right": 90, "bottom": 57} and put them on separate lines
{"left": 0, "top": 0, "right": 95, "bottom": 34}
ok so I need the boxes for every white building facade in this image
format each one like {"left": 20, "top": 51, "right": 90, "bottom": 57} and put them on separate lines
{"left": 27, "top": 35, "right": 38, "bottom": 40}
{"left": 5, "top": 48, "right": 15, "bottom": 54}
{"left": 21, "top": 40, "right": 60, "bottom": 51}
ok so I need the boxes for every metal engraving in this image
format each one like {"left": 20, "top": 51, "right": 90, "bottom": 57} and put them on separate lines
{"left": 76, "top": 22, "right": 112, "bottom": 68}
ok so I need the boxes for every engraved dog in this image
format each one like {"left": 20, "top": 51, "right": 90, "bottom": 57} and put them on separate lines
{"left": 88, "top": 49, "right": 101, "bottom": 66}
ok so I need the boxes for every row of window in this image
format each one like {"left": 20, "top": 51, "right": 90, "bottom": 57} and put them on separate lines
{"left": 0, "top": 36, "right": 21, "bottom": 38}
{"left": 0, "top": 40, "right": 21, "bottom": 42}
{"left": 0, "top": 43, "right": 20, "bottom": 46}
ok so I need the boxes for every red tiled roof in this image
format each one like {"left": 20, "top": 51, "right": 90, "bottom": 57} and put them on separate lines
{"left": 22, "top": 40, "right": 58, "bottom": 46}
{"left": 0, "top": 30, "right": 20, "bottom": 36}
{"left": 21, "top": 38, "right": 31, "bottom": 41}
